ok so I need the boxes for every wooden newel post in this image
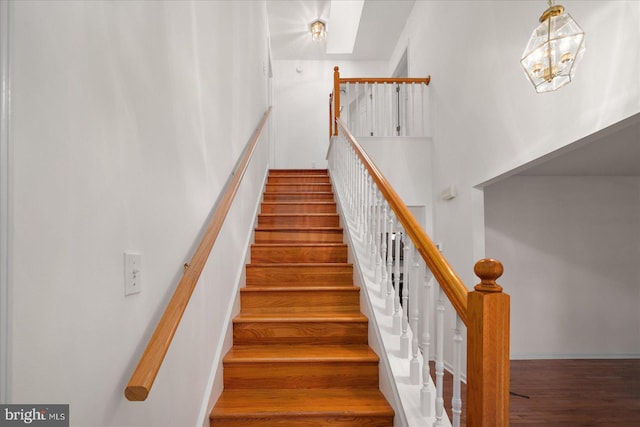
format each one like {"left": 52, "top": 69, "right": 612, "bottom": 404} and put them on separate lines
{"left": 329, "top": 93, "right": 334, "bottom": 139}
{"left": 466, "top": 258, "right": 510, "bottom": 426}
{"left": 333, "top": 66, "right": 340, "bottom": 136}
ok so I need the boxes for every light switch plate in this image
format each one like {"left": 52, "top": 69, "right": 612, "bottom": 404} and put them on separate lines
{"left": 124, "top": 252, "right": 141, "bottom": 296}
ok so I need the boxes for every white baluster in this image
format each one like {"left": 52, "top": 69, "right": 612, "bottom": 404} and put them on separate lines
{"left": 377, "top": 83, "right": 383, "bottom": 136}
{"left": 410, "top": 245, "right": 421, "bottom": 383}
{"left": 365, "top": 82, "right": 371, "bottom": 136}
{"left": 379, "top": 202, "right": 388, "bottom": 297}
{"left": 452, "top": 314, "right": 463, "bottom": 427}
{"left": 392, "top": 228, "right": 402, "bottom": 333}
{"left": 347, "top": 146, "right": 353, "bottom": 214}
{"left": 366, "top": 175, "right": 372, "bottom": 256}
{"left": 388, "top": 83, "right": 394, "bottom": 136}
{"left": 345, "top": 82, "right": 351, "bottom": 130}
{"left": 434, "top": 286, "right": 445, "bottom": 427}
{"left": 422, "top": 83, "right": 427, "bottom": 137}
{"left": 420, "top": 266, "right": 433, "bottom": 415}
{"left": 357, "top": 163, "right": 364, "bottom": 236}
{"left": 361, "top": 163, "right": 369, "bottom": 241}
{"left": 408, "top": 82, "right": 415, "bottom": 136}
{"left": 355, "top": 82, "right": 360, "bottom": 136}
{"left": 360, "top": 163, "right": 368, "bottom": 239}
{"left": 385, "top": 213, "right": 395, "bottom": 315}
{"left": 368, "top": 177, "right": 376, "bottom": 270}
{"left": 400, "top": 237, "right": 411, "bottom": 357}
{"left": 373, "top": 190, "right": 382, "bottom": 285}
{"left": 360, "top": 165, "right": 366, "bottom": 239}
{"left": 371, "top": 82, "right": 377, "bottom": 136}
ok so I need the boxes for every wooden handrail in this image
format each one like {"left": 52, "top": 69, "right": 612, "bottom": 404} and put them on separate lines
{"left": 329, "top": 93, "right": 333, "bottom": 139}
{"left": 335, "top": 118, "right": 468, "bottom": 324}
{"left": 340, "top": 77, "right": 431, "bottom": 85}
{"left": 333, "top": 66, "right": 340, "bottom": 136}
{"left": 125, "top": 107, "right": 272, "bottom": 401}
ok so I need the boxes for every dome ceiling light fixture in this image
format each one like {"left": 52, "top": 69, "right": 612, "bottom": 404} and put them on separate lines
{"left": 310, "top": 19, "right": 326, "bottom": 42}
{"left": 521, "top": 0, "right": 585, "bottom": 93}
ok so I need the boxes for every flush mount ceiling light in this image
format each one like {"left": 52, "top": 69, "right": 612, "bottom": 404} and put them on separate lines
{"left": 521, "top": 0, "right": 585, "bottom": 93}
{"left": 310, "top": 19, "right": 326, "bottom": 42}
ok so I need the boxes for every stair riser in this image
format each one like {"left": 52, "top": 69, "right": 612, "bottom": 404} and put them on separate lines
{"left": 269, "top": 169, "right": 328, "bottom": 175}
{"left": 267, "top": 176, "right": 330, "bottom": 184}
{"left": 257, "top": 214, "right": 339, "bottom": 227}
{"left": 265, "top": 183, "right": 333, "bottom": 193}
{"left": 261, "top": 203, "right": 337, "bottom": 214}
{"left": 233, "top": 321, "right": 368, "bottom": 345}
{"left": 211, "top": 416, "right": 394, "bottom": 427}
{"left": 251, "top": 245, "right": 347, "bottom": 263}
{"left": 240, "top": 289, "right": 360, "bottom": 314}
{"left": 263, "top": 193, "right": 334, "bottom": 202}
{"left": 223, "top": 362, "right": 378, "bottom": 389}
{"left": 254, "top": 229, "right": 343, "bottom": 244}
{"left": 246, "top": 265, "right": 353, "bottom": 286}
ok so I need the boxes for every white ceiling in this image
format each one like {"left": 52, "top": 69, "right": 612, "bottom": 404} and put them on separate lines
{"left": 266, "top": 0, "right": 415, "bottom": 61}
{"left": 266, "top": 1, "right": 640, "bottom": 179}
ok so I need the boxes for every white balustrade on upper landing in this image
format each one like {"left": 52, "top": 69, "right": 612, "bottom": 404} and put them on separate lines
{"left": 340, "top": 80, "right": 430, "bottom": 137}
{"left": 330, "top": 66, "right": 431, "bottom": 139}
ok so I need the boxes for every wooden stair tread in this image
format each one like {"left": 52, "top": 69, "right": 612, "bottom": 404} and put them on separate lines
{"left": 234, "top": 312, "right": 367, "bottom": 322}
{"left": 268, "top": 169, "right": 328, "bottom": 173}
{"left": 248, "top": 262, "right": 351, "bottom": 267}
{"left": 241, "top": 285, "right": 358, "bottom": 292}
{"left": 252, "top": 243, "right": 346, "bottom": 248}
{"left": 263, "top": 191, "right": 334, "bottom": 195}
{"left": 261, "top": 201, "right": 335, "bottom": 205}
{"left": 211, "top": 388, "right": 393, "bottom": 417}
{"left": 255, "top": 226, "right": 342, "bottom": 230}
{"left": 224, "top": 344, "right": 378, "bottom": 362}
{"left": 258, "top": 213, "right": 339, "bottom": 217}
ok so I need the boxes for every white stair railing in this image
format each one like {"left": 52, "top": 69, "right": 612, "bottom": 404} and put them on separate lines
{"left": 328, "top": 116, "right": 510, "bottom": 427}
{"left": 341, "top": 80, "right": 430, "bottom": 137}
{"left": 329, "top": 123, "right": 460, "bottom": 426}
{"left": 330, "top": 66, "right": 431, "bottom": 138}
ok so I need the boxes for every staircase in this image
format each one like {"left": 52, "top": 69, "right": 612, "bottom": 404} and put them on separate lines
{"left": 210, "top": 169, "right": 394, "bottom": 426}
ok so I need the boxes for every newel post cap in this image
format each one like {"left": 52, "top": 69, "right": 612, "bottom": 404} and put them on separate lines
{"left": 473, "top": 258, "right": 504, "bottom": 292}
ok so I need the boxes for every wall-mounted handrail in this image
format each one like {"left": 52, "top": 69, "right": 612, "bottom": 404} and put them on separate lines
{"left": 124, "top": 107, "right": 272, "bottom": 401}
{"left": 336, "top": 118, "right": 468, "bottom": 323}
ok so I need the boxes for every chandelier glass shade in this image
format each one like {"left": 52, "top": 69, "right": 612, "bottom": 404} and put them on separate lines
{"left": 521, "top": 2, "right": 585, "bottom": 93}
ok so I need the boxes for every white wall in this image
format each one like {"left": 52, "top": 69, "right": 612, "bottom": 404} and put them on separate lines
{"left": 9, "top": 1, "right": 270, "bottom": 425}
{"left": 272, "top": 60, "right": 387, "bottom": 169}
{"left": 359, "top": 137, "right": 433, "bottom": 233}
{"left": 392, "top": 0, "right": 640, "bottom": 303}
{"left": 485, "top": 176, "right": 640, "bottom": 358}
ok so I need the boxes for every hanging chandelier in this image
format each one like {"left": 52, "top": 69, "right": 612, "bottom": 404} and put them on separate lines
{"left": 310, "top": 19, "right": 326, "bottom": 42}
{"left": 520, "top": 0, "right": 585, "bottom": 93}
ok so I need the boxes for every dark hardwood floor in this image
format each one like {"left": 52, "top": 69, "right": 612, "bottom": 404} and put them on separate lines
{"left": 435, "top": 359, "right": 640, "bottom": 426}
